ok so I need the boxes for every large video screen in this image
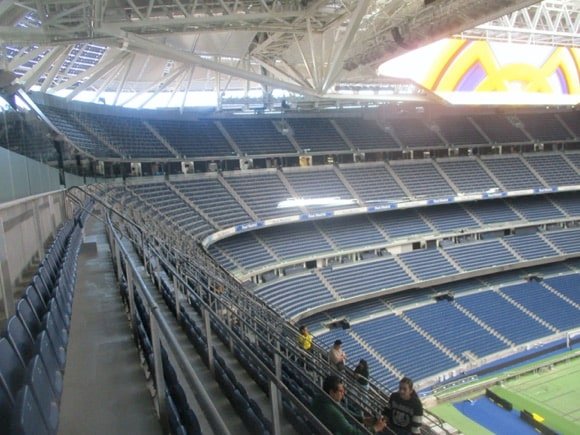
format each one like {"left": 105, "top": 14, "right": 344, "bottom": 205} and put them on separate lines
{"left": 379, "top": 38, "right": 580, "bottom": 105}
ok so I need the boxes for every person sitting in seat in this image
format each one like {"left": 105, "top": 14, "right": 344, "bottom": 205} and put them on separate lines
{"left": 312, "top": 375, "right": 386, "bottom": 434}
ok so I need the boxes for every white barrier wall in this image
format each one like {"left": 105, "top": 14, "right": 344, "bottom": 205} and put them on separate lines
{"left": 0, "top": 190, "right": 66, "bottom": 320}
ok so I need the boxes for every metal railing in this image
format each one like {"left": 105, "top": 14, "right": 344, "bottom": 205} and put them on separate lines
{"left": 67, "top": 185, "right": 451, "bottom": 435}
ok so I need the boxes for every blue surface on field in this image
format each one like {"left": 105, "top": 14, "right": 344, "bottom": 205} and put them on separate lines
{"left": 454, "top": 396, "right": 536, "bottom": 435}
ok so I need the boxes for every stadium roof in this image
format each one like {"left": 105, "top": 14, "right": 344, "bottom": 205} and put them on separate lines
{"left": 0, "top": 0, "right": 578, "bottom": 108}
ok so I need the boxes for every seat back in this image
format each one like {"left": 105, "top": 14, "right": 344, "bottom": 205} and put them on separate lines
{"left": 0, "top": 338, "right": 26, "bottom": 429}
{"left": 11, "top": 385, "right": 50, "bottom": 435}
{"left": 16, "top": 299, "right": 42, "bottom": 341}
{"left": 28, "top": 355, "right": 59, "bottom": 433}
{"left": 25, "top": 285, "right": 47, "bottom": 317}
{"left": 36, "top": 331, "right": 64, "bottom": 397}
{"left": 6, "top": 317, "right": 35, "bottom": 367}
{"left": 32, "top": 275, "right": 51, "bottom": 306}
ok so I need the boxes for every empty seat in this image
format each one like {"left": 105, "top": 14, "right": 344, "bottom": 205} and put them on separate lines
{"left": 5, "top": 317, "right": 35, "bottom": 367}
{"left": 0, "top": 338, "right": 26, "bottom": 428}
{"left": 43, "top": 313, "right": 67, "bottom": 368}
{"left": 11, "top": 385, "right": 50, "bottom": 435}
{"left": 25, "top": 286, "right": 48, "bottom": 319}
{"left": 32, "top": 276, "right": 51, "bottom": 307}
{"left": 27, "top": 355, "right": 59, "bottom": 433}
{"left": 16, "top": 299, "right": 43, "bottom": 342}
{"left": 35, "top": 331, "right": 64, "bottom": 397}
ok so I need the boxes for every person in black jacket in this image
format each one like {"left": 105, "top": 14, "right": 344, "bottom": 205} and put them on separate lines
{"left": 383, "top": 377, "right": 423, "bottom": 435}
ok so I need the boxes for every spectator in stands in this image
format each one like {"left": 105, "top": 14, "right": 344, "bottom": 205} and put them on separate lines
{"left": 354, "top": 359, "right": 369, "bottom": 390}
{"left": 328, "top": 340, "right": 347, "bottom": 371}
{"left": 312, "top": 375, "right": 386, "bottom": 435}
{"left": 383, "top": 377, "right": 423, "bottom": 435}
{"left": 298, "top": 325, "right": 313, "bottom": 352}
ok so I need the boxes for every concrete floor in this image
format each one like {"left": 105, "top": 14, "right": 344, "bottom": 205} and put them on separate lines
{"left": 58, "top": 217, "right": 161, "bottom": 435}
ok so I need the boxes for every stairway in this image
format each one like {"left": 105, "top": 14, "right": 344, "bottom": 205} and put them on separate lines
{"left": 494, "top": 288, "right": 559, "bottom": 333}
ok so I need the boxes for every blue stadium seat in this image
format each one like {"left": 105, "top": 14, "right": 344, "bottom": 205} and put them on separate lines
{"left": 6, "top": 316, "right": 35, "bottom": 367}
{"left": 43, "top": 313, "right": 67, "bottom": 368}
{"left": 35, "top": 331, "right": 64, "bottom": 398}
{"left": 25, "top": 285, "right": 47, "bottom": 318}
{"left": 16, "top": 299, "right": 43, "bottom": 341}
{"left": 27, "top": 355, "right": 59, "bottom": 433}
{"left": 32, "top": 275, "right": 51, "bottom": 307}
{"left": 0, "top": 338, "right": 26, "bottom": 426}
{"left": 232, "top": 389, "right": 250, "bottom": 414}
{"left": 11, "top": 385, "right": 50, "bottom": 435}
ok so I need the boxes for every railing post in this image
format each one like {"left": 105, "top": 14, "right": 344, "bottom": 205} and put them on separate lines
{"left": 173, "top": 272, "right": 181, "bottom": 323}
{"left": 126, "top": 265, "right": 136, "bottom": 332}
{"left": 203, "top": 307, "right": 214, "bottom": 375}
{"left": 150, "top": 311, "right": 169, "bottom": 433}
{"left": 269, "top": 380, "right": 282, "bottom": 435}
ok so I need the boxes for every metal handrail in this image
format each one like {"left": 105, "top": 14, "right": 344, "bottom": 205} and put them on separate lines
{"left": 67, "top": 185, "right": 451, "bottom": 435}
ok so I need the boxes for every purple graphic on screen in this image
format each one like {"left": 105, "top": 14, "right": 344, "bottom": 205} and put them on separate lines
{"left": 556, "top": 67, "right": 568, "bottom": 94}
{"left": 456, "top": 62, "right": 487, "bottom": 91}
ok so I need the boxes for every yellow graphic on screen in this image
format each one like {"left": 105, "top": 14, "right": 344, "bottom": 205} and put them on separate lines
{"left": 422, "top": 40, "right": 580, "bottom": 95}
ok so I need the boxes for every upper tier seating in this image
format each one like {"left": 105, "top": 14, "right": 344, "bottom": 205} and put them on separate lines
{"left": 333, "top": 118, "right": 400, "bottom": 150}
{"left": 543, "top": 228, "right": 580, "bottom": 254}
{"left": 130, "top": 183, "right": 214, "bottom": 237}
{"left": 258, "top": 224, "right": 332, "bottom": 260}
{"left": 147, "top": 119, "right": 234, "bottom": 157}
{"left": 389, "top": 161, "right": 455, "bottom": 198}
{"left": 321, "top": 258, "right": 413, "bottom": 298}
{"left": 419, "top": 204, "right": 479, "bottom": 233}
{"left": 436, "top": 159, "right": 498, "bottom": 194}
{"left": 507, "top": 195, "right": 565, "bottom": 221}
{"left": 471, "top": 114, "right": 529, "bottom": 143}
{"left": 517, "top": 113, "right": 573, "bottom": 142}
{"left": 503, "top": 233, "right": 560, "bottom": 260}
{"left": 435, "top": 116, "right": 488, "bottom": 146}
{"left": 220, "top": 119, "right": 296, "bottom": 155}
{"left": 443, "top": 239, "right": 517, "bottom": 271}
{"left": 283, "top": 169, "right": 354, "bottom": 212}
{"left": 481, "top": 156, "right": 544, "bottom": 190}
{"left": 171, "top": 178, "right": 252, "bottom": 228}
{"left": 338, "top": 164, "right": 407, "bottom": 204}
{"left": 463, "top": 200, "right": 521, "bottom": 224}
{"left": 370, "top": 209, "right": 432, "bottom": 239}
{"left": 387, "top": 119, "right": 443, "bottom": 148}
{"left": 551, "top": 192, "right": 580, "bottom": 216}
{"left": 76, "top": 113, "right": 174, "bottom": 158}
{"left": 317, "top": 216, "right": 385, "bottom": 250}
{"left": 225, "top": 172, "right": 292, "bottom": 220}
{"left": 399, "top": 249, "right": 459, "bottom": 281}
{"left": 255, "top": 274, "right": 334, "bottom": 318}
{"left": 287, "top": 118, "right": 349, "bottom": 152}
{"left": 208, "top": 232, "right": 274, "bottom": 271}
{"left": 40, "top": 105, "right": 119, "bottom": 158}
{"left": 523, "top": 153, "right": 580, "bottom": 186}
{"left": 556, "top": 111, "right": 580, "bottom": 137}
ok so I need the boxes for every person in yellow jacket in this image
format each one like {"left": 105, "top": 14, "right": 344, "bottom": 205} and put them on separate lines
{"left": 298, "top": 325, "right": 313, "bottom": 351}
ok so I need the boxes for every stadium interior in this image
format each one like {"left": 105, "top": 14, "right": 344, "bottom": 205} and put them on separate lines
{"left": 0, "top": 0, "right": 579, "bottom": 434}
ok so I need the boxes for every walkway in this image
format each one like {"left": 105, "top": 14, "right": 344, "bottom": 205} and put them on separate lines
{"left": 58, "top": 217, "right": 161, "bottom": 435}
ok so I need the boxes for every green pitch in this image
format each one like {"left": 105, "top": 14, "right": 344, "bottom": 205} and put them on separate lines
{"left": 491, "top": 357, "right": 580, "bottom": 435}
{"left": 431, "top": 355, "right": 580, "bottom": 435}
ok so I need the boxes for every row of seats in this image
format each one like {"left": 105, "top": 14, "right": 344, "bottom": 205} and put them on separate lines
{"left": 0, "top": 214, "right": 84, "bottom": 434}
{"left": 37, "top": 101, "right": 579, "bottom": 158}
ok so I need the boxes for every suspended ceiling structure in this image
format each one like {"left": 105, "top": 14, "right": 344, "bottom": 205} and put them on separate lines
{"left": 0, "top": 0, "right": 578, "bottom": 108}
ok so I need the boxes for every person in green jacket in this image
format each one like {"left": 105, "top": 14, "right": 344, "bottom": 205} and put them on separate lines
{"left": 312, "top": 375, "right": 386, "bottom": 434}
